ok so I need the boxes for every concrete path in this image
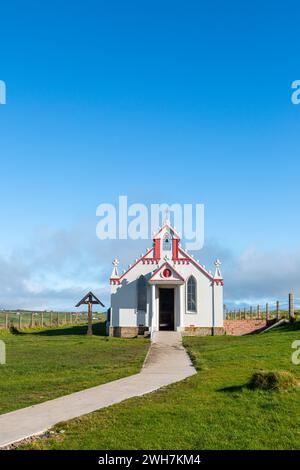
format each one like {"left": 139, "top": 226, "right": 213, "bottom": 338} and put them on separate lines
{"left": 0, "top": 331, "right": 196, "bottom": 448}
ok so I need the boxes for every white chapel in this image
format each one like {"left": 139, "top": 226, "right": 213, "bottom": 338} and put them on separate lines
{"left": 108, "top": 218, "right": 224, "bottom": 337}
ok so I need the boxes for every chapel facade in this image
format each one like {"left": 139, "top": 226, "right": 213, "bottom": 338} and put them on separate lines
{"left": 108, "top": 220, "right": 224, "bottom": 337}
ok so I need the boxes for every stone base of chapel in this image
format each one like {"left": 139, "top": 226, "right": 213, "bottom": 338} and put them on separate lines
{"left": 109, "top": 326, "right": 149, "bottom": 338}
{"left": 109, "top": 326, "right": 224, "bottom": 337}
{"left": 183, "top": 326, "right": 225, "bottom": 336}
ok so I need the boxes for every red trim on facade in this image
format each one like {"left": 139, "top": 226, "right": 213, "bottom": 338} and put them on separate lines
{"left": 172, "top": 239, "right": 179, "bottom": 259}
{"left": 153, "top": 223, "right": 180, "bottom": 240}
{"left": 142, "top": 258, "right": 159, "bottom": 265}
{"left": 117, "top": 248, "right": 154, "bottom": 282}
{"left": 173, "top": 258, "right": 190, "bottom": 264}
{"left": 154, "top": 238, "right": 161, "bottom": 260}
{"left": 110, "top": 242, "right": 224, "bottom": 286}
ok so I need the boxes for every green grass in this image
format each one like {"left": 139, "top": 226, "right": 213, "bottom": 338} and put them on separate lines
{"left": 0, "top": 322, "right": 149, "bottom": 414}
{"left": 21, "top": 322, "right": 300, "bottom": 450}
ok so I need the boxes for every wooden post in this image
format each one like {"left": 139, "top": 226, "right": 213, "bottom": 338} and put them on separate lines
{"left": 87, "top": 302, "right": 93, "bottom": 336}
{"left": 41, "top": 312, "right": 44, "bottom": 328}
{"left": 64, "top": 312, "right": 67, "bottom": 324}
{"left": 5, "top": 313, "right": 8, "bottom": 329}
{"left": 19, "top": 314, "right": 21, "bottom": 330}
{"left": 31, "top": 312, "right": 34, "bottom": 328}
{"left": 289, "top": 292, "right": 295, "bottom": 322}
{"left": 57, "top": 312, "right": 59, "bottom": 326}
{"left": 276, "top": 301, "right": 280, "bottom": 321}
{"left": 266, "top": 303, "right": 269, "bottom": 321}
{"left": 250, "top": 306, "right": 253, "bottom": 319}
{"left": 50, "top": 312, "right": 53, "bottom": 327}
{"left": 257, "top": 305, "right": 260, "bottom": 319}
{"left": 243, "top": 308, "right": 246, "bottom": 319}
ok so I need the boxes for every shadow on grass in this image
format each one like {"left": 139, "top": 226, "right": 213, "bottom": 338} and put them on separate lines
{"left": 29, "top": 322, "right": 107, "bottom": 337}
{"left": 217, "top": 384, "right": 246, "bottom": 393}
{"left": 274, "top": 320, "right": 300, "bottom": 332}
{"left": 9, "top": 326, "right": 26, "bottom": 335}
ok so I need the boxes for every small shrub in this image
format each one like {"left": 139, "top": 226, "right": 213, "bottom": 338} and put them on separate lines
{"left": 249, "top": 370, "right": 298, "bottom": 391}
{"left": 9, "top": 325, "right": 21, "bottom": 335}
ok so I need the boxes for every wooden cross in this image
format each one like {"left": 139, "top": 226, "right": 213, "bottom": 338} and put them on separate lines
{"left": 75, "top": 291, "right": 104, "bottom": 336}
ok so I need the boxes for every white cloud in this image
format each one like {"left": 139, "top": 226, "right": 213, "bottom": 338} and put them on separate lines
{"left": 0, "top": 226, "right": 299, "bottom": 311}
{"left": 223, "top": 247, "right": 300, "bottom": 307}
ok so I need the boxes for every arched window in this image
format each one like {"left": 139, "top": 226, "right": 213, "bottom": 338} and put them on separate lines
{"left": 137, "top": 275, "right": 147, "bottom": 311}
{"left": 163, "top": 232, "right": 172, "bottom": 251}
{"left": 187, "top": 276, "right": 197, "bottom": 312}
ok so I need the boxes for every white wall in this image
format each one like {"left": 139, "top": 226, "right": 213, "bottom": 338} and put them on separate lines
{"left": 110, "top": 251, "right": 223, "bottom": 329}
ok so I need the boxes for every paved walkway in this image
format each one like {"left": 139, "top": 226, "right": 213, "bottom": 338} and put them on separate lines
{"left": 0, "top": 332, "right": 196, "bottom": 448}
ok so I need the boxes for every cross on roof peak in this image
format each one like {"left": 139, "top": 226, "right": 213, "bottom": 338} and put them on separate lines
{"left": 164, "top": 207, "right": 170, "bottom": 224}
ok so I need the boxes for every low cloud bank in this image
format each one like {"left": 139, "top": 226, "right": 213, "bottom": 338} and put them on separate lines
{"left": 0, "top": 227, "right": 299, "bottom": 310}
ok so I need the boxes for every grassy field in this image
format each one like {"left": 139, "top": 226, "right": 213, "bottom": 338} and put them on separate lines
{"left": 0, "top": 323, "right": 149, "bottom": 415}
{"left": 21, "top": 322, "right": 300, "bottom": 450}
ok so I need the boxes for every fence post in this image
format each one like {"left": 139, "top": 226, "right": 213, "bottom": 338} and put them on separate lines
{"left": 276, "top": 301, "right": 280, "bottom": 321}
{"left": 257, "top": 305, "right": 260, "bottom": 319}
{"left": 30, "top": 312, "right": 34, "bottom": 327}
{"left": 289, "top": 292, "right": 295, "bottom": 322}
{"left": 250, "top": 306, "right": 253, "bottom": 319}
{"left": 57, "top": 312, "right": 59, "bottom": 326}
{"left": 5, "top": 313, "right": 8, "bottom": 330}
{"left": 19, "top": 314, "right": 21, "bottom": 330}
{"left": 266, "top": 303, "right": 269, "bottom": 321}
{"left": 50, "top": 312, "right": 53, "bottom": 327}
{"left": 41, "top": 312, "right": 44, "bottom": 328}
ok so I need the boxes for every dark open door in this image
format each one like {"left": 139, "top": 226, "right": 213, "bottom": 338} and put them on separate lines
{"left": 159, "top": 288, "right": 174, "bottom": 331}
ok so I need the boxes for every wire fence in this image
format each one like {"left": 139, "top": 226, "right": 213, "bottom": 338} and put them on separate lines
{"left": 0, "top": 311, "right": 106, "bottom": 330}
{"left": 225, "top": 292, "right": 300, "bottom": 321}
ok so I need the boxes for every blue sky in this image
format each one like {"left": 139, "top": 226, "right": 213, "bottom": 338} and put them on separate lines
{"left": 1, "top": 0, "right": 300, "bottom": 309}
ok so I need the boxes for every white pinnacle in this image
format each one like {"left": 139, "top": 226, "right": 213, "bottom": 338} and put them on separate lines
{"left": 214, "top": 259, "right": 222, "bottom": 279}
{"left": 111, "top": 258, "right": 119, "bottom": 278}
